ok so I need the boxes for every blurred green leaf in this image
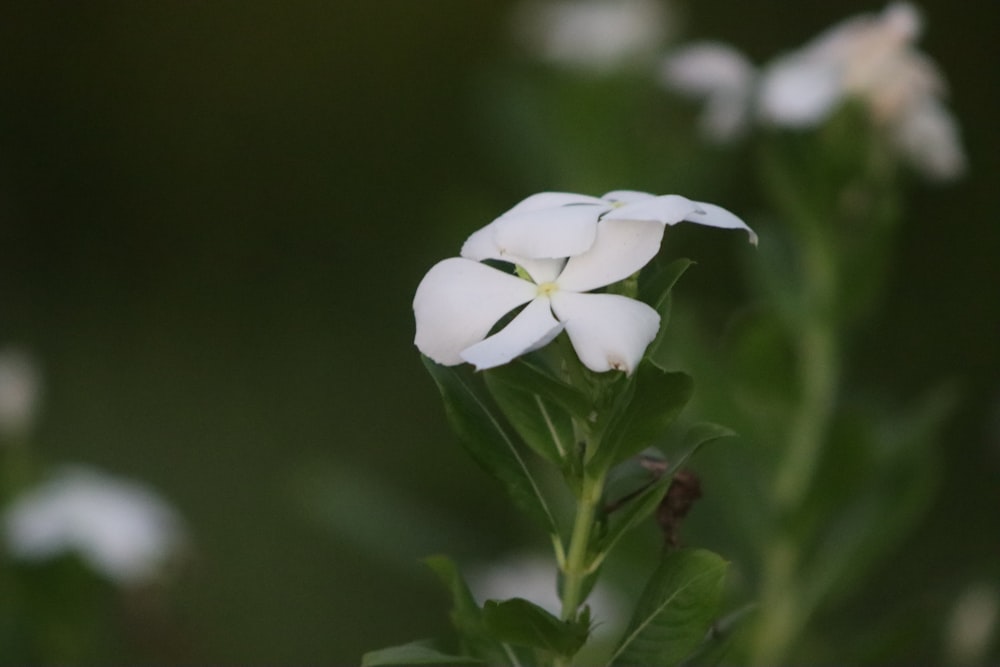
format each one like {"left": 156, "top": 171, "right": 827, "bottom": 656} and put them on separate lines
{"left": 679, "top": 605, "right": 755, "bottom": 667}
{"left": 361, "top": 640, "right": 481, "bottom": 666}
{"left": 424, "top": 556, "right": 509, "bottom": 666}
{"left": 482, "top": 598, "right": 588, "bottom": 657}
{"left": 422, "top": 357, "right": 558, "bottom": 533}
{"left": 641, "top": 258, "right": 695, "bottom": 359}
{"left": 589, "top": 361, "right": 693, "bottom": 473}
{"left": 609, "top": 549, "right": 728, "bottom": 667}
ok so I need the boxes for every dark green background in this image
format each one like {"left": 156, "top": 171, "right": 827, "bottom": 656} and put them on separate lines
{"left": 1, "top": 1, "right": 997, "bottom": 662}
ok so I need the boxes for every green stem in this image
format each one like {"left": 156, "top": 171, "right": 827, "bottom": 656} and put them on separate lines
{"left": 554, "top": 462, "right": 607, "bottom": 667}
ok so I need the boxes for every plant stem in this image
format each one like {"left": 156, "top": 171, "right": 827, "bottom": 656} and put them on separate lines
{"left": 554, "top": 463, "right": 606, "bottom": 667}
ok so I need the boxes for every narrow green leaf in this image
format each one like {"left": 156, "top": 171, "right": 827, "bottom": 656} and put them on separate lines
{"left": 362, "top": 640, "right": 481, "bottom": 666}
{"left": 609, "top": 549, "right": 728, "bottom": 667}
{"left": 482, "top": 598, "right": 588, "bottom": 657}
{"left": 422, "top": 357, "right": 558, "bottom": 533}
{"left": 589, "top": 361, "right": 693, "bottom": 472}
{"left": 484, "top": 368, "right": 577, "bottom": 466}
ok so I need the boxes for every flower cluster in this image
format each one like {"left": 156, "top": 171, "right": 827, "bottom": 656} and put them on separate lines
{"left": 662, "top": 2, "right": 965, "bottom": 180}
{"left": 413, "top": 191, "right": 754, "bottom": 374}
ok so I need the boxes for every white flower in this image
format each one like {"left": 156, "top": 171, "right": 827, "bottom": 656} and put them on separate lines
{"left": 413, "top": 191, "right": 754, "bottom": 374}
{"left": 661, "top": 2, "right": 966, "bottom": 180}
{"left": 512, "top": 0, "right": 672, "bottom": 73}
{"left": 0, "top": 347, "right": 42, "bottom": 438}
{"left": 2, "top": 466, "right": 185, "bottom": 585}
{"left": 660, "top": 41, "right": 756, "bottom": 142}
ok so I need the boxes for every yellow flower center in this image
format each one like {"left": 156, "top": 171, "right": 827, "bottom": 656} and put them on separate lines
{"left": 536, "top": 281, "right": 559, "bottom": 297}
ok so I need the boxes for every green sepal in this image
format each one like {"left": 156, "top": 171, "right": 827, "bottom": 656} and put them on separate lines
{"left": 361, "top": 640, "right": 482, "bottom": 666}
{"left": 422, "top": 357, "right": 558, "bottom": 533}
{"left": 609, "top": 549, "right": 728, "bottom": 667}
{"left": 484, "top": 360, "right": 590, "bottom": 467}
{"left": 482, "top": 597, "right": 589, "bottom": 657}
{"left": 588, "top": 360, "right": 693, "bottom": 473}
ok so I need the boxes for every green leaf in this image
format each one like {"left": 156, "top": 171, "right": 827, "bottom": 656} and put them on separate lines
{"left": 484, "top": 361, "right": 588, "bottom": 466}
{"left": 678, "top": 605, "right": 755, "bottom": 667}
{"left": 422, "top": 357, "right": 558, "bottom": 533}
{"left": 609, "top": 549, "right": 728, "bottom": 667}
{"left": 362, "top": 640, "right": 481, "bottom": 666}
{"left": 482, "top": 598, "right": 588, "bottom": 657}
{"left": 641, "top": 258, "right": 695, "bottom": 359}
{"left": 589, "top": 361, "right": 693, "bottom": 472}
{"left": 595, "top": 424, "right": 735, "bottom": 565}
{"left": 424, "top": 556, "right": 510, "bottom": 665}
{"left": 486, "top": 359, "right": 593, "bottom": 420}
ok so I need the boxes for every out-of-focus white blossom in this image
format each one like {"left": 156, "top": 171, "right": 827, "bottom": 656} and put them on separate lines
{"left": 0, "top": 347, "right": 42, "bottom": 438}
{"left": 413, "top": 191, "right": 753, "bottom": 374}
{"left": 2, "top": 466, "right": 185, "bottom": 585}
{"left": 944, "top": 581, "right": 999, "bottom": 666}
{"left": 661, "top": 42, "right": 756, "bottom": 142}
{"left": 662, "top": 2, "right": 966, "bottom": 180}
{"left": 512, "top": 0, "right": 673, "bottom": 72}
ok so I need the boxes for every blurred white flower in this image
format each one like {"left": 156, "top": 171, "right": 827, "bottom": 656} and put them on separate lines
{"left": 0, "top": 347, "right": 42, "bottom": 438}
{"left": 468, "top": 552, "right": 625, "bottom": 637}
{"left": 413, "top": 191, "right": 754, "bottom": 373}
{"left": 660, "top": 41, "right": 756, "bottom": 142}
{"left": 662, "top": 2, "right": 966, "bottom": 180}
{"left": 944, "top": 581, "right": 999, "bottom": 666}
{"left": 3, "top": 465, "right": 185, "bottom": 585}
{"left": 512, "top": 0, "right": 672, "bottom": 72}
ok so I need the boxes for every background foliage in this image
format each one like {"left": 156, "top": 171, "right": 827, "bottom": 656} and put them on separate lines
{"left": 1, "top": 1, "right": 997, "bottom": 663}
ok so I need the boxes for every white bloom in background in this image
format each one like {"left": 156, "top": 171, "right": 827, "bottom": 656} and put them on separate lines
{"left": 661, "top": 41, "right": 756, "bottom": 142}
{"left": 0, "top": 347, "right": 42, "bottom": 438}
{"left": 468, "top": 552, "right": 625, "bottom": 637}
{"left": 512, "top": 0, "right": 672, "bottom": 72}
{"left": 414, "top": 191, "right": 754, "bottom": 374}
{"left": 662, "top": 2, "right": 966, "bottom": 180}
{"left": 2, "top": 466, "right": 185, "bottom": 585}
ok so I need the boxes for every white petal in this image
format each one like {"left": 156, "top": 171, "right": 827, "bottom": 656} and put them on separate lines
{"left": 500, "top": 192, "right": 606, "bottom": 217}
{"left": 757, "top": 56, "right": 843, "bottom": 127}
{"left": 518, "top": 258, "right": 566, "bottom": 284}
{"left": 556, "top": 219, "right": 665, "bottom": 292}
{"left": 461, "top": 223, "right": 501, "bottom": 262}
{"left": 550, "top": 292, "right": 659, "bottom": 374}
{"left": 493, "top": 205, "right": 605, "bottom": 259}
{"left": 460, "top": 225, "right": 565, "bottom": 285}
{"left": 602, "top": 194, "right": 700, "bottom": 224}
{"left": 892, "top": 98, "right": 966, "bottom": 181}
{"left": 413, "top": 258, "right": 537, "bottom": 365}
{"left": 684, "top": 202, "right": 758, "bottom": 245}
{"left": 600, "top": 190, "right": 654, "bottom": 205}
{"left": 661, "top": 42, "right": 755, "bottom": 99}
{"left": 460, "top": 297, "right": 564, "bottom": 371}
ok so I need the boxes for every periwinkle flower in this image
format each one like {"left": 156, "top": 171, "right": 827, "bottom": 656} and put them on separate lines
{"left": 413, "top": 191, "right": 754, "bottom": 374}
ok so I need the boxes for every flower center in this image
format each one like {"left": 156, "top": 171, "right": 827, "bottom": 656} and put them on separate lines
{"left": 536, "top": 281, "right": 559, "bottom": 297}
